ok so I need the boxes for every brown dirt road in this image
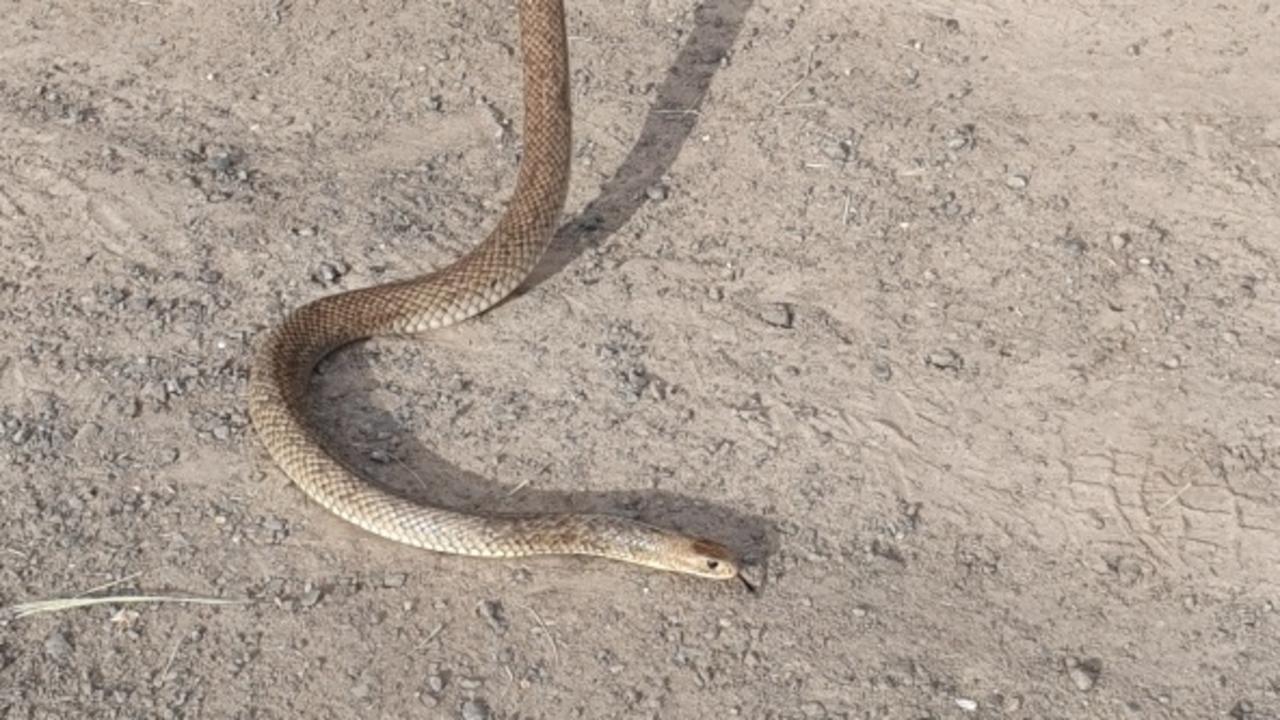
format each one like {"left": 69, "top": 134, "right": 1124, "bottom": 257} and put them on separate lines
{"left": 1, "top": 1, "right": 1278, "bottom": 717}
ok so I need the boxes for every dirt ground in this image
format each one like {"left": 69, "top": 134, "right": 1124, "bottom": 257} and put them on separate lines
{"left": 1, "top": 0, "right": 1278, "bottom": 717}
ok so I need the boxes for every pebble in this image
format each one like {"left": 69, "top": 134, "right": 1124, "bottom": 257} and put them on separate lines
{"left": 872, "top": 361, "right": 893, "bottom": 382}
{"left": 206, "top": 149, "right": 235, "bottom": 173}
{"left": 44, "top": 630, "right": 73, "bottom": 660}
{"left": 925, "top": 348, "right": 964, "bottom": 370}
{"left": 383, "top": 573, "right": 407, "bottom": 588}
{"left": 1230, "top": 699, "right": 1254, "bottom": 719}
{"left": 311, "top": 260, "right": 349, "bottom": 287}
{"left": 479, "top": 599, "right": 508, "bottom": 634}
{"left": 761, "top": 302, "right": 794, "bottom": 329}
{"left": 1005, "top": 174, "right": 1028, "bottom": 189}
{"left": 1066, "top": 657, "right": 1101, "bottom": 691}
{"left": 261, "top": 578, "right": 285, "bottom": 598}
{"left": 1000, "top": 694, "right": 1023, "bottom": 712}
{"left": 798, "top": 701, "right": 826, "bottom": 718}
{"left": 645, "top": 184, "right": 669, "bottom": 201}
{"left": 461, "top": 699, "right": 490, "bottom": 720}
{"left": 1162, "top": 356, "right": 1181, "bottom": 369}
{"left": 955, "top": 697, "right": 978, "bottom": 712}
{"left": 1058, "top": 232, "right": 1088, "bottom": 256}
{"left": 427, "top": 674, "right": 445, "bottom": 694}
{"left": 298, "top": 588, "right": 322, "bottom": 608}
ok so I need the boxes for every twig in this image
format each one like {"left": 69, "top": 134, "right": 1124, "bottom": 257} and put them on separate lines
{"left": 79, "top": 571, "right": 145, "bottom": 597}
{"left": 156, "top": 634, "right": 185, "bottom": 688}
{"left": 1155, "top": 481, "right": 1194, "bottom": 514}
{"left": 5, "top": 594, "right": 248, "bottom": 621}
{"left": 520, "top": 604, "right": 559, "bottom": 667}
{"left": 414, "top": 622, "right": 446, "bottom": 651}
{"left": 775, "top": 45, "right": 819, "bottom": 105}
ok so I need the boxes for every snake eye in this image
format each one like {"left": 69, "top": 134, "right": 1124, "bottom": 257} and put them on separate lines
{"left": 706, "top": 559, "right": 720, "bottom": 571}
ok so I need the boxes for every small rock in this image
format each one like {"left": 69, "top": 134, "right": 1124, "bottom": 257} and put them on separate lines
{"left": 925, "top": 348, "right": 963, "bottom": 371}
{"left": 298, "top": 588, "right": 322, "bottom": 608}
{"left": 645, "top": 184, "right": 669, "bottom": 201}
{"left": 44, "top": 631, "right": 73, "bottom": 660}
{"left": 461, "top": 699, "right": 490, "bottom": 720}
{"left": 311, "top": 260, "right": 349, "bottom": 287}
{"left": 11, "top": 425, "right": 32, "bottom": 444}
{"left": 872, "top": 361, "right": 893, "bottom": 382}
{"left": 821, "top": 137, "right": 856, "bottom": 163}
{"left": 761, "top": 302, "right": 794, "bottom": 329}
{"left": 383, "top": 573, "right": 407, "bottom": 588}
{"left": 1005, "top": 174, "right": 1028, "bottom": 189}
{"left": 206, "top": 150, "right": 235, "bottom": 173}
{"left": 261, "top": 578, "right": 286, "bottom": 598}
{"left": 1230, "top": 699, "right": 1254, "bottom": 719}
{"left": 1162, "top": 356, "right": 1181, "bottom": 369}
{"left": 426, "top": 674, "right": 445, "bottom": 694}
{"left": 798, "top": 701, "right": 826, "bottom": 718}
{"left": 1058, "top": 232, "right": 1088, "bottom": 256}
{"left": 999, "top": 694, "right": 1023, "bottom": 712}
{"left": 1109, "top": 232, "right": 1130, "bottom": 250}
{"left": 955, "top": 697, "right": 978, "bottom": 712}
{"left": 1066, "top": 657, "right": 1101, "bottom": 691}
{"left": 478, "top": 600, "right": 507, "bottom": 634}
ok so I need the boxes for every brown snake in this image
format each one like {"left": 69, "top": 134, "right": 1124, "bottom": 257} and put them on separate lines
{"left": 247, "top": 0, "right": 739, "bottom": 580}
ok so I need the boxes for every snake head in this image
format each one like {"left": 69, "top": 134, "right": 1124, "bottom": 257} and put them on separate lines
{"left": 580, "top": 516, "right": 741, "bottom": 580}
{"left": 671, "top": 537, "right": 739, "bottom": 580}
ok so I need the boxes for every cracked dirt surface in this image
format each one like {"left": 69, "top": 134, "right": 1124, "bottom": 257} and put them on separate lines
{"left": 1, "top": 1, "right": 1278, "bottom": 718}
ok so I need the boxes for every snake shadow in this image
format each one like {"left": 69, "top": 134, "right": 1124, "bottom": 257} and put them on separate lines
{"left": 524, "top": 0, "right": 757, "bottom": 289}
{"left": 315, "top": 385, "right": 774, "bottom": 577}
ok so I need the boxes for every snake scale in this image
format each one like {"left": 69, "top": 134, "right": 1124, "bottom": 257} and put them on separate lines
{"left": 247, "top": 0, "right": 739, "bottom": 580}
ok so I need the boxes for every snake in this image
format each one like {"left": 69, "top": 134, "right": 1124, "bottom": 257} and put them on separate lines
{"left": 247, "top": 0, "right": 739, "bottom": 581}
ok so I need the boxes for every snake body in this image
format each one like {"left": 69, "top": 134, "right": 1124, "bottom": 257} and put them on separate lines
{"left": 247, "top": 0, "right": 737, "bottom": 580}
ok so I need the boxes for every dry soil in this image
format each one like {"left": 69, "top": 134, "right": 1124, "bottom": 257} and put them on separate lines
{"left": 1, "top": 1, "right": 1279, "bottom": 718}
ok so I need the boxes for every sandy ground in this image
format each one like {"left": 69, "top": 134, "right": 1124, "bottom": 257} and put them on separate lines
{"left": 1, "top": 0, "right": 1279, "bottom": 717}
